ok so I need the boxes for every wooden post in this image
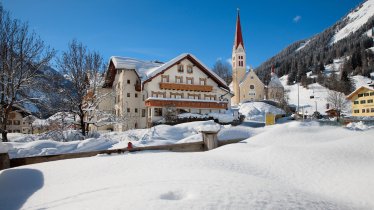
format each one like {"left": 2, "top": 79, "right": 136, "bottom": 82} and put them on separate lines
{"left": 201, "top": 131, "right": 219, "bottom": 150}
{"left": 0, "top": 153, "right": 10, "bottom": 170}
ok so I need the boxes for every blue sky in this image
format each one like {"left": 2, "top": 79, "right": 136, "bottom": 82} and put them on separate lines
{"left": 2, "top": 0, "right": 364, "bottom": 69}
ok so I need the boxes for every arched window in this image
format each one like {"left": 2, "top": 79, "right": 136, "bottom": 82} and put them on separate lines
{"left": 250, "top": 85, "right": 254, "bottom": 89}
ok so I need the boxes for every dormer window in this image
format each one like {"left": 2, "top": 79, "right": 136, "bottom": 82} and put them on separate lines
{"left": 178, "top": 64, "right": 184, "bottom": 73}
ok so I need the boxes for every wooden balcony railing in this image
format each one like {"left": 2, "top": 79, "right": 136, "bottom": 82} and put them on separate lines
{"left": 159, "top": 83, "right": 213, "bottom": 92}
{"left": 145, "top": 99, "right": 227, "bottom": 109}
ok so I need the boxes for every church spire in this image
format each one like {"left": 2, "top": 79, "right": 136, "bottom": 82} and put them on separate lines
{"left": 234, "top": 8, "right": 244, "bottom": 50}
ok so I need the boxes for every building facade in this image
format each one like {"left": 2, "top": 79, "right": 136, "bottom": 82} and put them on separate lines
{"left": 101, "top": 53, "right": 231, "bottom": 131}
{"left": 6, "top": 107, "right": 32, "bottom": 134}
{"left": 346, "top": 86, "right": 374, "bottom": 117}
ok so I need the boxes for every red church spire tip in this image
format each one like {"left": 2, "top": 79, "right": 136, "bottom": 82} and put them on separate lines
{"left": 234, "top": 9, "right": 244, "bottom": 50}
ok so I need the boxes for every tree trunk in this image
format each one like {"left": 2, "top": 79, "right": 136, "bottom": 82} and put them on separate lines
{"left": 1, "top": 130, "right": 8, "bottom": 142}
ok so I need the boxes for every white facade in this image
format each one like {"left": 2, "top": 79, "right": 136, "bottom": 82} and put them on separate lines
{"left": 101, "top": 53, "right": 231, "bottom": 132}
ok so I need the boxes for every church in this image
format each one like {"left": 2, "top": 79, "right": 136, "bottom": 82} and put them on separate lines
{"left": 230, "top": 10, "right": 284, "bottom": 106}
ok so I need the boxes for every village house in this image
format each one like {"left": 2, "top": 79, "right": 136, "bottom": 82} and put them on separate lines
{"left": 230, "top": 10, "right": 283, "bottom": 105}
{"left": 346, "top": 86, "right": 374, "bottom": 117}
{"left": 99, "top": 53, "right": 232, "bottom": 131}
{"left": 6, "top": 106, "right": 32, "bottom": 134}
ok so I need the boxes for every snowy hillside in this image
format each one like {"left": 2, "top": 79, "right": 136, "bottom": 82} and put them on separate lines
{"left": 331, "top": 0, "right": 374, "bottom": 44}
{"left": 1, "top": 121, "right": 373, "bottom": 209}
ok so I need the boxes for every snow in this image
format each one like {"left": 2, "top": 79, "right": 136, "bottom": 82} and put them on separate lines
{"left": 177, "top": 112, "right": 235, "bottom": 123}
{"left": 346, "top": 121, "right": 371, "bottom": 131}
{"left": 146, "top": 53, "right": 227, "bottom": 86}
{"left": 281, "top": 75, "right": 330, "bottom": 114}
{"left": 352, "top": 75, "right": 373, "bottom": 87}
{"left": 295, "top": 40, "right": 310, "bottom": 52}
{"left": 268, "top": 72, "right": 283, "bottom": 88}
{"left": 331, "top": 0, "right": 374, "bottom": 44}
{"left": 0, "top": 142, "right": 9, "bottom": 153}
{"left": 110, "top": 56, "right": 162, "bottom": 81}
{"left": 239, "top": 102, "right": 285, "bottom": 122}
{"left": 146, "top": 97, "right": 228, "bottom": 104}
{"left": 1, "top": 121, "right": 374, "bottom": 209}
{"left": 3, "top": 120, "right": 254, "bottom": 158}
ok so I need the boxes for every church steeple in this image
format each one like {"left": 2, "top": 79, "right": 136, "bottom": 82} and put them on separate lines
{"left": 234, "top": 9, "right": 245, "bottom": 50}
{"left": 231, "top": 8, "right": 247, "bottom": 106}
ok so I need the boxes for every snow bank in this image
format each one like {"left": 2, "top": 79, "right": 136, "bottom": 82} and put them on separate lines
{"left": 2, "top": 121, "right": 374, "bottom": 209}
{"left": 345, "top": 121, "right": 371, "bottom": 131}
{"left": 0, "top": 142, "right": 9, "bottom": 153}
{"left": 239, "top": 102, "right": 285, "bottom": 122}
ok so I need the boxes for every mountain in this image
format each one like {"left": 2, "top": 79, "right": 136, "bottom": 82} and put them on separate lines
{"left": 255, "top": 0, "right": 374, "bottom": 94}
{"left": 19, "top": 66, "right": 73, "bottom": 118}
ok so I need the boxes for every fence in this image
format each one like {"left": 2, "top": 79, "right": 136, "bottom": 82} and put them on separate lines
{"left": 0, "top": 132, "right": 245, "bottom": 170}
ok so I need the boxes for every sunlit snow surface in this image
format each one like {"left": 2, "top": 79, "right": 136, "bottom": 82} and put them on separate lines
{"left": 1, "top": 121, "right": 374, "bottom": 209}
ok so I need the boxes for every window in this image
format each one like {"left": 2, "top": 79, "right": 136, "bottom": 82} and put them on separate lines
{"left": 368, "top": 99, "right": 373, "bottom": 103}
{"left": 127, "top": 108, "right": 130, "bottom": 113}
{"left": 361, "top": 100, "right": 366, "bottom": 104}
{"left": 13, "top": 120, "right": 20, "bottom": 125}
{"left": 364, "top": 93, "right": 369, "bottom": 96}
{"left": 7, "top": 120, "right": 12, "bottom": 125}
{"left": 249, "top": 93, "right": 256, "bottom": 96}
{"left": 367, "top": 108, "right": 370, "bottom": 113}
{"left": 177, "top": 64, "right": 184, "bottom": 73}
{"left": 354, "top": 101, "right": 359, "bottom": 104}
{"left": 142, "top": 109, "right": 146, "bottom": 117}
{"left": 143, "top": 95, "right": 145, "bottom": 101}
{"left": 199, "top": 78, "right": 206, "bottom": 85}
{"left": 250, "top": 85, "right": 254, "bottom": 89}
{"left": 151, "top": 91, "right": 166, "bottom": 98}
{"left": 354, "top": 110, "right": 359, "bottom": 113}
{"left": 358, "top": 93, "right": 363, "bottom": 97}
{"left": 161, "top": 75, "right": 169, "bottom": 83}
{"left": 186, "top": 77, "right": 193, "bottom": 85}
{"left": 155, "top": 108, "right": 163, "bottom": 116}
{"left": 370, "top": 92, "right": 374, "bottom": 96}
{"left": 175, "top": 76, "right": 183, "bottom": 83}
{"left": 135, "top": 108, "right": 138, "bottom": 113}
{"left": 188, "top": 93, "right": 200, "bottom": 99}
{"left": 135, "top": 93, "right": 138, "bottom": 98}
{"left": 127, "top": 93, "right": 130, "bottom": 97}
{"left": 362, "top": 109, "right": 366, "bottom": 113}
{"left": 250, "top": 76, "right": 254, "bottom": 79}
{"left": 170, "top": 92, "right": 183, "bottom": 99}
{"left": 127, "top": 80, "right": 130, "bottom": 84}
{"left": 204, "top": 94, "right": 216, "bottom": 100}
{"left": 371, "top": 108, "right": 374, "bottom": 113}
{"left": 187, "top": 65, "right": 193, "bottom": 74}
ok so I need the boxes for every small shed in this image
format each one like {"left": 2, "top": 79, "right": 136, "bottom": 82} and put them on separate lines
{"left": 325, "top": 109, "right": 339, "bottom": 117}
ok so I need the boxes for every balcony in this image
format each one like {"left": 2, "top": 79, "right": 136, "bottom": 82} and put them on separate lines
{"left": 145, "top": 98, "right": 227, "bottom": 109}
{"left": 159, "top": 83, "right": 213, "bottom": 92}
{"left": 135, "top": 83, "right": 141, "bottom": 91}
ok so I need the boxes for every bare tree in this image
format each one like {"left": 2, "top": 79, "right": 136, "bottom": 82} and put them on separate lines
{"left": 212, "top": 59, "right": 232, "bottom": 84}
{"left": 0, "top": 7, "right": 55, "bottom": 142}
{"left": 326, "top": 90, "right": 348, "bottom": 121}
{"left": 57, "top": 40, "right": 105, "bottom": 136}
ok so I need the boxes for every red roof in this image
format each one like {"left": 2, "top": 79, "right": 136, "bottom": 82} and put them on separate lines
{"left": 234, "top": 10, "right": 245, "bottom": 49}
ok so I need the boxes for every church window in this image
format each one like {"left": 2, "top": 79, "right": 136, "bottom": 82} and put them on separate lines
{"left": 250, "top": 85, "right": 254, "bottom": 89}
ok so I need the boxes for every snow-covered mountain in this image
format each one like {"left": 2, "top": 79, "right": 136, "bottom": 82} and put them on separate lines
{"left": 255, "top": 0, "right": 374, "bottom": 88}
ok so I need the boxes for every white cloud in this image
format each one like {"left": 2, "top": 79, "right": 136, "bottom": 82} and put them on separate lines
{"left": 293, "top": 15, "right": 302, "bottom": 23}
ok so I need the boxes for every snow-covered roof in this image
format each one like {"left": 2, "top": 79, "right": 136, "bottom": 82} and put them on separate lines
{"left": 144, "top": 53, "right": 228, "bottom": 88}
{"left": 268, "top": 73, "right": 283, "bottom": 88}
{"left": 110, "top": 56, "right": 163, "bottom": 80}
{"left": 105, "top": 53, "right": 229, "bottom": 90}
{"left": 346, "top": 85, "right": 374, "bottom": 100}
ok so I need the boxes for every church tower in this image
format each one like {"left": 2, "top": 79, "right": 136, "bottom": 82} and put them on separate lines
{"left": 232, "top": 9, "right": 247, "bottom": 105}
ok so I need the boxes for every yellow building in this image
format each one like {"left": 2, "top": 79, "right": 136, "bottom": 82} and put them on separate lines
{"left": 346, "top": 86, "right": 374, "bottom": 117}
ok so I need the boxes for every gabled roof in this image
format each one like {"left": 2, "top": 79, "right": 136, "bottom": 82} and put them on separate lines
{"left": 103, "top": 53, "right": 230, "bottom": 91}
{"left": 346, "top": 85, "right": 374, "bottom": 100}
{"left": 143, "top": 53, "right": 229, "bottom": 91}
{"left": 238, "top": 69, "right": 265, "bottom": 87}
{"left": 234, "top": 10, "right": 245, "bottom": 50}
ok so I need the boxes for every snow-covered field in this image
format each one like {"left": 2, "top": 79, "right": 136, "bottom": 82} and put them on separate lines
{"left": 1, "top": 121, "right": 374, "bottom": 209}
{"left": 3, "top": 120, "right": 255, "bottom": 159}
